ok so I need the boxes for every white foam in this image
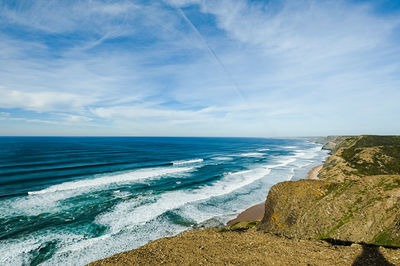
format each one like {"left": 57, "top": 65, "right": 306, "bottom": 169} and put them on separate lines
{"left": 96, "top": 167, "right": 271, "bottom": 233}
{"left": 239, "top": 152, "right": 264, "bottom": 157}
{"left": 212, "top": 156, "right": 233, "bottom": 161}
{"left": 0, "top": 142, "right": 329, "bottom": 266}
{"left": 257, "top": 148, "right": 270, "bottom": 151}
{"left": 288, "top": 168, "right": 295, "bottom": 180}
{"left": 172, "top": 158, "right": 203, "bottom": 165}
{"left": 266, "top": 157, "right": 297, "bottom": 168}
{"left": 293, "top": 145, "right": 322, "bottom": 159}
{"left": 0, "top": 167, "right": 194, "bottom": 218}
{"left": 28, "top": 167, "right": 193, "bottom": 195}
{"left": 283, "top": 146, "right": 297, "bottom": 149}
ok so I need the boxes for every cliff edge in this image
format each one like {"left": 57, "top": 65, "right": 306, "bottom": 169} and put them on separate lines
{"left": 259, "top": 135, "right": 400, "bottom": 247}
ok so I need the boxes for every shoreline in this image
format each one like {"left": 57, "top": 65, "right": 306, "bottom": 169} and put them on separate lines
{"left": 227, "top": 202, "right": 265, "bottom": 225}
{"left": 307, "top": 164, "right": 322, "bottom": 180}
{"left": 227, "top": 164, "right": 323, "bottom": 225}
{"left": 90, "top": 136, "right": 400, "bottom": 265}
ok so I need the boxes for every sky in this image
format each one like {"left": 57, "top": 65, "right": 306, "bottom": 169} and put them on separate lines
{"left": 0, "top": 0, "right": 399, "bottom": 137}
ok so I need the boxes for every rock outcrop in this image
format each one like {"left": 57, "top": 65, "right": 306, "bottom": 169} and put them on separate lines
{"left": 259, "top": 135, "right": 400, "bottom": 247}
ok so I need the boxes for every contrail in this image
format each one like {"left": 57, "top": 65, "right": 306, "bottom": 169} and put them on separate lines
{"left": 177, "top": 8, "right": 246, "bottom": 104}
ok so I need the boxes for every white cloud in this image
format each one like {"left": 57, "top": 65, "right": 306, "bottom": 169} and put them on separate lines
{"left": 0, "top": 1, "right": 139, "bottom": 34}
{"left": 0, "top": 0, "right": 399, "bottom": 136}
{"left": 0, "top": 112, "right": 10, "bottom": 119}
{"left": 0, "top": 87, "right": 97, "bottom": 112}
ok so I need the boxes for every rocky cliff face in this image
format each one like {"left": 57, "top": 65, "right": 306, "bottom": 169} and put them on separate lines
{"left": 259, "top": 135, "right": 400, "bottom": 247}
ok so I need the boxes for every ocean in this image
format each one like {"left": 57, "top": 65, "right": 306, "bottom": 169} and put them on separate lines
{"left": 0, "top": 137, "right": 328, "bottom": 265}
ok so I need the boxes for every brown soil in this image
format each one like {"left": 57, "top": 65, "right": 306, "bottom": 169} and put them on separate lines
{"left": 89, "top": 228, "right": 400, "bottom": 265}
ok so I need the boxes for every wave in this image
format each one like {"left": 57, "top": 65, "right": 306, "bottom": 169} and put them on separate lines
{"left": 239, "top": 152, "right": 264, "bottom": 157}
{"left": 288, "top": 168, "right": 295, "bottom": 180}
{"left": 257, "top": 148, "right": 270, "bottom": 151}
{"left": 211, "top": 156, "right": 233, "bottom": 161}
{"left": 28, "top": 167, "right": 193, "bottom": 195}
{"left": 172, "top": 159, "right": 203, "bottom": 165}
{"left": 96, "top": 167, "right": 272, "bottom": 232}
{"left": 265, "top": 156, "right": 297, "bottom": 168}
{"left": 294, "top": 145, "right": 322, "bottom": 159}
{"left": 0, "top": 139, "right": 330, "bottom": 266}
{"left": 264, "top": 146, "right": 319, "bottom": 169}
{"left": 0, "top": 161, "right": 145, "bottom": 178}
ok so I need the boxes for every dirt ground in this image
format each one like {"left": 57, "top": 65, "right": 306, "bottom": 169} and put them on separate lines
{"left": 89, "top": 228, "right": 400, "bottom": 265}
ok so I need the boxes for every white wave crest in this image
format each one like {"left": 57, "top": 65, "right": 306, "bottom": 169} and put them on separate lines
{"left": 172, "top": 158, "right": 203, "bottom": 165}
{"left": 212, "top": 156, "right": 233, "bottom": 161}
{"left": 96, "top": 167, "right": 271, "bottom": 232}
{"left": 28, "top": 167, "right": 193, "bottom": 195}
{"left": 240, "top": 152, "right": 264, "bottom": 157}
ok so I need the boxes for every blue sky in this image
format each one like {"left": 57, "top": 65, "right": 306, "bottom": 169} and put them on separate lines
{"left": 0, "top": 0, "right": 399, "bottom": 137}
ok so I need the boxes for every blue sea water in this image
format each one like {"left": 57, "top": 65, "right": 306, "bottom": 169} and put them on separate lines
{"left": 0, "top": 137, "right": 328, "bottom": 265}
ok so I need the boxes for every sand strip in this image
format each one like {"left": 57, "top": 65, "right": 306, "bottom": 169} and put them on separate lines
{"left": 227, "top": 202, "right": 265, "bottom": 225}
{"left": 227, "top": 164, "right": 324, "bottom": 226}
{"left": 307, "top": 164, "right": 322, "bottom": 180}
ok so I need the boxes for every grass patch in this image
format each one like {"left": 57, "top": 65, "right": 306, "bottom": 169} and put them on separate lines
{"left": 341, "top": 138, "right": 400, "bottom": 176}
{"left": 319, "top": 211, "right": 355, "bottom": 239}
{"left": 384, "top": 179, "right": 400, "bottom": 191}
{"left": 372, "top": 228, "right": 400, "bottom": 247}
{"left": 219, "top": 221, "right": 260, "bottom": 233}
{"left": 385, "top": 205, "right": 398, "bottom": 214}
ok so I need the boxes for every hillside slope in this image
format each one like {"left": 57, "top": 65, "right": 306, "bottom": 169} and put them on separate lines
{"left": 89, "top": 228, "right": 400, "bottom": 265}
{"left": 259, "top": 135, "right": 400, "bottom": 246}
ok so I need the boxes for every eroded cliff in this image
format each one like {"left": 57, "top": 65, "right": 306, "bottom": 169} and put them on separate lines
{"left": 259, "top": 135, "right": 400, "bottom": 247}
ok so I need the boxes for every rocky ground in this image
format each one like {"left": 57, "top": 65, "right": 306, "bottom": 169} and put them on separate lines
{"left": 89, "top": 227, "right": 399, "bottom": 265}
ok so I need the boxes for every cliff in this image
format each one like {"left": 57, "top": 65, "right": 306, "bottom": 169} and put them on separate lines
{"left": 259, "top": 135, "right": 400, "bottom": 247}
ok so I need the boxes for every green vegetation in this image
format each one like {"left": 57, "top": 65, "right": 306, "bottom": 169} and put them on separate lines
{"left": 261, "top": 135, "right": 400, "bottom": 248}
{"left": 341, "top": 136, "right": 400, "bottom": 176}
{"left": 373, "top": 228, "right": 400, "bottom": 247}
{"left": 219, "top": 221, "right": 260, "bottom": 232}
{"left": 319, "top": 180, "right": 356, "bottom": 200}
{"left": 353, "top": 135, "right": 400, "bottom": 148}
{"left": 328, "top": 212, "right": 354, "bottom": 236}
{"left": 384, "top": 179, "right": 400, "bottom": 191}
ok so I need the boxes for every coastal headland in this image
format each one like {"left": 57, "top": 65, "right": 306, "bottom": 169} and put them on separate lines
{"left": 90, "top": 135, "right": 400, "bottom": 265}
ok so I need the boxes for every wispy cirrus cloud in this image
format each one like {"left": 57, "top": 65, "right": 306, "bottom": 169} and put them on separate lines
{"left": 0, "top": 0, "right": 399, "bottom": 136}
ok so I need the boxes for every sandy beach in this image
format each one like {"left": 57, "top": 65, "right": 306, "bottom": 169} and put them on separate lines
{"left": 227, "top": 202, "right": 265, "bottom": 225}
{"left": 307, "top": 164, "right": 323, "bottom": 180}
{"left": 227, "top": 164, "right": 323, "bottom": 225}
